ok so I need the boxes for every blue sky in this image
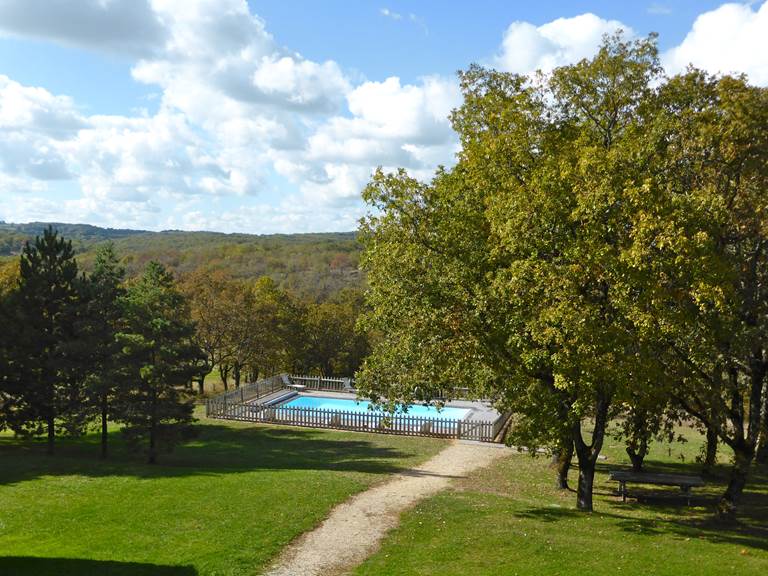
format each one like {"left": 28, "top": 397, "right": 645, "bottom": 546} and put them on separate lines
{"left": 0, "top": 1, "right": 765, "bottom": 233}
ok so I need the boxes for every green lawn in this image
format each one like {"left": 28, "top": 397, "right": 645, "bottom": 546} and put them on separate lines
{"left": 356, "top": 426, "right": 768, "bottom": 576}
{"left": 0, "top": 408, "right": 446, "bottom": 576}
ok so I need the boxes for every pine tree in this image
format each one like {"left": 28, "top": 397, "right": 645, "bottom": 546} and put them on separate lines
{"left": 117, "top": 261, "right": 203, "bottom": 464}
{"left": 9, "top": 227, "right": 84, "bottom": 454}
{"left": 83, "top": 242, "right": 126, "bottom": 458}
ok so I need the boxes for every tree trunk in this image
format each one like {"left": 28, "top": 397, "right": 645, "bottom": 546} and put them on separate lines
{"left": 219, "top": 364, "right": 230, "bottom": 391}
{"left": 197, "top": 376, "right": 205, "bottom": 395}
{"left": 46, "top": 413, "right": 55, "bottom": 456}
{"left": 100, "top": 393, "right": 108, "bottom": 459}
{"left": 627, "top": 445, "right": 646, "bottom": 473}
{"left": 553, "top": 441, "right": 574, "bottom": 490}
{"left": 756, "top": 390, "right": 768, "bottom": 465}
{"left": 572, "top": 391, "right": 611, "bottom": 512}
{"left": 718, "top": 448, "right": 752, "bottom": 517}
{"left": 233, "top": 363, "right": 241, "bottom": 389}
{"left": 576, "top": 458, "right": 596, "bottom": 511}
{"left": 758, "top": 432, "right": 768, "bottom": 465}
{"left": 148, "top": 387, "right": 157, "bottom": 465}
{"left": 704, "top": 425, "right": 718, "bottom": 472}
{"left": 148, "top": 428, "right": 157, "bottom": 465}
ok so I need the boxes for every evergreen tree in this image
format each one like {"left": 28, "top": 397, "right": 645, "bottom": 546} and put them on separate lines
{"left": 117, "top": 261, "right": 203, "bottom": 464}
{"left": 8, "top": 227, "right": 85, "bottom": 454}
{"left": 84, "top": 242, "right": 126, "bottom": 458}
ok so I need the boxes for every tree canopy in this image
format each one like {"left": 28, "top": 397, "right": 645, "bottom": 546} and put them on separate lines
{"left": 357, "top": 33, "right": 768, "bottom": 515}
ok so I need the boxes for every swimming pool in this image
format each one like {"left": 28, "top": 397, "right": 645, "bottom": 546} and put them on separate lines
{"left": 281, "top": 395, "right": 471, "bottom": 420}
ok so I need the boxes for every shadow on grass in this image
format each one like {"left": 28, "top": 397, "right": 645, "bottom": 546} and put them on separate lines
{"left": 0, "top": 557, "right": 196, "bottom": 576}
{"left": 514, "top": 461, "right": 768, "bottom": 553}
{"left": 0, "top": 420, "right": 433, "bottom": 486}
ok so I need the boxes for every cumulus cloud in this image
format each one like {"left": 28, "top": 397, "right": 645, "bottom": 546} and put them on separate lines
{"left": 0, "top": 75, "right": 84, "bottom": 180}
{"left": 131, "top": 0, "right": 349, "bottom": 116}
{"left": 7, "top": 2, "right": 766, "bottom": 233}
{"left": 0, "top": 4, "right": 631, "bottom": 232}
{"left": 494, "top": 13, "right": 632, "bottom": 74}
{"left": 274, "top": 75, "right": 461, "bottom": 207}
{"left": 663, "top": 1, "right": 768, "bottom": 85}
{"left": 0, "top": 0, "right": 458, "bottom": 232}
{"left": 0, "top": 0, "right": 166, "bottom": 56}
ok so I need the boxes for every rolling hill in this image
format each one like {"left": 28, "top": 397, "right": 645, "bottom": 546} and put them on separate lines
{"left": 0, "top": 222, "right": 362, "bottom": 301}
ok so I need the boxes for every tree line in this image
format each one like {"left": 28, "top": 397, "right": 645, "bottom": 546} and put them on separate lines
{"left": 180, "top": 269, "right": 369, "bottom": 393}
{"left": 356, "top": 33, "right": 768, "bottom": 518}
{"left": 0, "top": 228, "right": 369, "bottom": 463}
{"left": 1, "top": 223, "right": 363, "bottom": 302}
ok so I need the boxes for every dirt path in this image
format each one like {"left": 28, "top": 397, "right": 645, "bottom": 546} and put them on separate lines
{"left": 264, "top": 441, "right": 509, "bottom": 576}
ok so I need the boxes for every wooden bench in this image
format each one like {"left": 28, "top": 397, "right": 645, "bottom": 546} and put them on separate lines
{"left": 608, "top": 470, "right": 705, "bottom": 505}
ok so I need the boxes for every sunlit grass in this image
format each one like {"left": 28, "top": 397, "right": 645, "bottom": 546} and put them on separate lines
{"left": 0, "top": 408, "right": 445, "bottom": 576}
{"left": 356, "top": 424, "right": 768, "bottom": 576}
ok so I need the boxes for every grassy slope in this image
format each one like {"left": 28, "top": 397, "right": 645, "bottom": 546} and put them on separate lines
{"left": 356, "top": 426, "right": 768, "bottom": 576}
{"left": 0, "top": 409, "right": 445, "bottom": 576}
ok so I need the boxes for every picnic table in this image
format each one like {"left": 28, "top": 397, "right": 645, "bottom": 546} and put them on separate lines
{"left": 608, "top": 470, "right": 705, "bottom": 505}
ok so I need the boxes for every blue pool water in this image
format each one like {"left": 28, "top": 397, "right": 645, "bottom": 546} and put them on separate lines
{"left": 281, "top": 395, "right": 470, "bottom": 420}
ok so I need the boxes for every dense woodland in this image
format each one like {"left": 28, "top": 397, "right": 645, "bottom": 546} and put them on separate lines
{"left": 0, "top": 228, "right": 369, "bottom": 463}
{"left": 0, "top": 222, "right": 362, "bottom": 301}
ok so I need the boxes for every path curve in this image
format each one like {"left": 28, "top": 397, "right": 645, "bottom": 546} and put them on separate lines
{"left": 264, "top": 441, "right": 509, "bottom": 576}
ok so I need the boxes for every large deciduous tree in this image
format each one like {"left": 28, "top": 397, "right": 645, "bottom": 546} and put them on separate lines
{"left": 626, "top": 71, "right": 768, "bottom": 515}
{"left": 359, "top": 33, "right": 768, "bottom": 516}
{"left": 359, "top": 34, "right": 681, "bottom": 512}
{"left": 180, "top": 269, "right": 239, "bottom": 394}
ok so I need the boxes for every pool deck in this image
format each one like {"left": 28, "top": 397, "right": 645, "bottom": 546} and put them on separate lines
{"left": 251, "top": 389, "right": 499, "bottom": 422}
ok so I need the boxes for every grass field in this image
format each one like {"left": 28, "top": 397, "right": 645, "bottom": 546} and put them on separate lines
{"left": 356, "top": 426, "right": 768, "bottom": 576}
{"left": 0, "top": 408, "right": 445, "bottom": 576}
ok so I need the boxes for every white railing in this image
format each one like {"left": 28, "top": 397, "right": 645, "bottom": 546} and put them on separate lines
{"left": 206, "top": 399, "right": 497, "bottom": 441}
{"left": 288, "top": 375, "right": 353, "bottom": 392}
{"left": 208, "top": 374, "right": 285, "bottom": 405}
{"left": 205, "top": 373, "right": 509, "bottom": 443}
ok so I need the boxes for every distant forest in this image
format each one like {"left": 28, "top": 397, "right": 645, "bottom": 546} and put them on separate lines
{"left": 0, "top": 221, "right": 362, "bottom": 301}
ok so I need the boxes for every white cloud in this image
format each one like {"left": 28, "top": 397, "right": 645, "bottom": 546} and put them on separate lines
{"left": 663, "top": 1, "right": 768, "bottom": 85}
{"left": 64, "top": 111, "right": 250, "bottom": 201}
{"left": 251, "top": 55, "right": 351, "bottom": 110}
{"left": 278, "top": 75, "right": 461, "bottom": 207}
{"left": 9, "top": 2, "right": 766, "bottom": 234}
{"left": 494, "top": 13, "right": 632, "bottom": 74}
{"left": 380, "top": 8, "right": 402, "bottom": 21}
{"left": 648, "top": 3, "right": 672, "bottom": 16}
{"left": 0, "top": 75, "right": 84, "bottom": 180}
{"left": 0, "top": 0, "right": 166, "bottom": 56}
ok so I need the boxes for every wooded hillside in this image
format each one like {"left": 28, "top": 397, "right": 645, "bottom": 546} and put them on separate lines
{"left": 0, "top": 222, "right": 362, "bottom": 301}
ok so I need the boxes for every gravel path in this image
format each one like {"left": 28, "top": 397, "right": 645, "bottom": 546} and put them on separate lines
{"left": 264, "top": 441, "right": 509, "bottom": 576}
